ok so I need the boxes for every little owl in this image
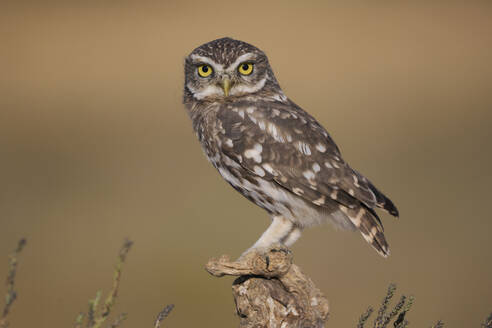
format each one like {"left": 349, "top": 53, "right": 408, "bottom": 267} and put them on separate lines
{"left": 183, "top": 37, "right": 399, "bottom": 257}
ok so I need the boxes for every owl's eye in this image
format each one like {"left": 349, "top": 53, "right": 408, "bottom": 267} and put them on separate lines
{"left": 197, "top": 64, "right": 213, "bottom": 77}
{"left": 238, "top": 62, "right": 254, "bottom": 75}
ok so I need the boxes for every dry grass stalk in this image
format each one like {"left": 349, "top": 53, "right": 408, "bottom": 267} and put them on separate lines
{"left": 153, "top": 304, "right": 175, "bottom": 328}
{"left": 74, "top": 239, "right": 133, "bottom": 328}
{"left": 357, "top": 283, "right": 415, "bottom": 328}
{"left": 0, "top": 238, "right": 27, "bottom": 328}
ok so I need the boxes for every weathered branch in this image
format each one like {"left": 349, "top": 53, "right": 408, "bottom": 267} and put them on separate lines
{"left": 206, "top": 246, "right": 329, "bottom": 328}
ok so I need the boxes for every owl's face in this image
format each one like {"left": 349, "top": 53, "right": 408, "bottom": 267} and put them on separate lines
{"left": 184, "top": 38, "right": 280, "bottom": 101}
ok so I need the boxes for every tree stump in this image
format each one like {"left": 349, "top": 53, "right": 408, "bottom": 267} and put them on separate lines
{"left": 206, "top": 246, "right": 330, "bottom": 328}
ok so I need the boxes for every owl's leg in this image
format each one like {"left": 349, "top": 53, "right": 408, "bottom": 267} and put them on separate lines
{"left": 282, "top": 227, "right": 302, "bottom": 247}
{"left": 241, "top": 215, "right": 293, "bottom": 257}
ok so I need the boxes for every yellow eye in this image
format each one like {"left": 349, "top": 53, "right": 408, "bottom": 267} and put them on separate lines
{"left": 197, "top": 64, "right": 213, "bottom": 77}
{"left": 238, "top": 62, "right": 254, "bottom": 75}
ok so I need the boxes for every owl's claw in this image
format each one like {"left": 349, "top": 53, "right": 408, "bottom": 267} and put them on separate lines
{"left": 267, "top": 244, "right": 292, "bottom": 256}
{"left": 238, "top": 243, "right": 290, "bottom": 261}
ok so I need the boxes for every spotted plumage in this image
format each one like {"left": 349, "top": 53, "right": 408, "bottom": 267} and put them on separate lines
{"left": 183, "top": 37, "right": 399, "bottom": 257}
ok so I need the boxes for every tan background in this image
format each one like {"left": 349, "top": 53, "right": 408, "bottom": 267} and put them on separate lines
{"left": 1, "top": 1, "right": 491, "bottom": 327}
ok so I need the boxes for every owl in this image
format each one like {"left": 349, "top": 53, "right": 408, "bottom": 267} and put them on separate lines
{"left": 183, "top": 37, "right": 399, "bottom": 257}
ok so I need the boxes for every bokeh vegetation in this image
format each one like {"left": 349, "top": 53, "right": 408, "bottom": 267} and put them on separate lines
{"left": 2, "top": 239, "right": 491, "bottom": 327}
{"left": 1, "top": 239, "right": 173, "bottom": 328}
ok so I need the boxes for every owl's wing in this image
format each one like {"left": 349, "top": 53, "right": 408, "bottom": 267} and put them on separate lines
{"left": 217, "top": 101, "right": 398, "bottom": 256}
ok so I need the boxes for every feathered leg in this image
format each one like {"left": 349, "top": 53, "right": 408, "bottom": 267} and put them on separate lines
{"left": 282, "top": 227, "right": 302, "bottom": 247}
{"left": 242, "top": 215, "right": 293, "bottom": 256}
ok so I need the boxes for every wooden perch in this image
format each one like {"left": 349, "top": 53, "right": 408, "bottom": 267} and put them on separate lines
{"left": 206, "top": 246, "right": 330, "bottom": 328}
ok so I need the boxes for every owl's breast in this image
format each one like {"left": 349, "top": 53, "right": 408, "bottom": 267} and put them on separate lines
{"left": 213, "top": 154, "right": 339, "bottom": 227}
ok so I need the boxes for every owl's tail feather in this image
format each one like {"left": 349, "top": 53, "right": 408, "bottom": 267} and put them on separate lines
{"left": 340, "top": 205, "right": 390, "bottom": 257}
{"left": 367, "top": 181, "right": 399, "bottom": 218}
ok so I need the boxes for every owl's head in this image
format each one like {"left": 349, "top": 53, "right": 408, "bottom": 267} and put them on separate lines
{"left": 184, "top": 38, "right": 281, "bottom": 102}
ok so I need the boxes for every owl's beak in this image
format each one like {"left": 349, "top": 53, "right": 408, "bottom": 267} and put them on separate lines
{"left": 221, "top": 77, "right": 231, "bottom": 97}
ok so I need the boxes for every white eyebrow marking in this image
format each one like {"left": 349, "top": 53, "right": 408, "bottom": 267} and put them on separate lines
{"left": 190, "top": 54, "right": 224, "bottom": 71}
{"left": 226, "top": 53, "right": 256, "bottom": 72}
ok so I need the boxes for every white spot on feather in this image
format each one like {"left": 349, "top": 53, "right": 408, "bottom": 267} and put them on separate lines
{"left": 303, "top": 170, "right": 315, "bottom": 180}
{"left": 254, "top": 165, "right": 265, "bottom": 176}
{"left": 313, "top": 196, "right": 325, "bottom": 205}
{"left": 297, "top": 142, "right": 311, "bottom": 155}
{"left": 272, "top": 93, "right": 287, "bottom": 102}
{"left": 312, "top": 163, "right": 321, "bottom": 172}
{"left": 267, "top": 123, "right": 285, "bottom": 142}
{"left": 244, "top": 143, "right": 263, "bottom": 163}
{"left": 292, "top": 187, "right": 304, "bottom": 195}
{"left": 262, "top": 163, "right": 277, "bottom": 176}
{"left": 352, "top": 208, "right": 365, "bottom": 226}
{"left": 316, "top": 143, "right": 326, "bottom": 152}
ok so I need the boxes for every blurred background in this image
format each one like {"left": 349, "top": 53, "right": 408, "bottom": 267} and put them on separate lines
{"left": 1, "top": 1, "right": 491, "bottom": 327}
